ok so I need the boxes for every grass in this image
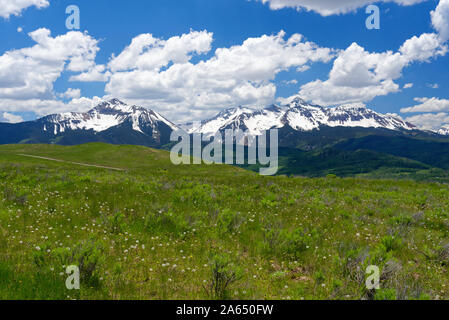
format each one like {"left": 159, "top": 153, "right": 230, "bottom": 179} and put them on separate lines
{"left": 0, "top": 143, "right": 448, "bottom": 300}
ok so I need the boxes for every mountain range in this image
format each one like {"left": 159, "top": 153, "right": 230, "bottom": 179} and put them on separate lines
{"left": 0, "top": 99, "right": 177, "bottom": 147}
{"left": 2, "top": 97, "right": 449, "bottom": 180}
{"left": 185, "top": 97, "right": 416, "bottom": 136}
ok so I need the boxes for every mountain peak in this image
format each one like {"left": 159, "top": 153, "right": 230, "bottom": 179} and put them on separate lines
{"left": 438, "top": 124, "right": 449, "bottom": 136}
{"left": 40, "top": 99, "right": 178, "bottom": 135}
{"left": 108, "top": 98, "right": 125, "bottom": 105}
{"left": 288, "top": 96, "right": 311, "bottom": 107}
{"left": 93, "top": 98, "right": 128, "bottom": 112}
{"left": 190, "top": 98, "right": 416, "bottom": 135}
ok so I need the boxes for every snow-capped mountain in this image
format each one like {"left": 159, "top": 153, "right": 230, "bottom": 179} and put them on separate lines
{"left": 40, "top": 98, "right": 179, "bottom": 135}
{"left": 0, "top": 99, "right": 179, "bottom": 147}
{"left": 438, "top": 125, "right": 449, "bottom": 136}
{"left": 186, "top": 97, "right": 416, "bottom": 136}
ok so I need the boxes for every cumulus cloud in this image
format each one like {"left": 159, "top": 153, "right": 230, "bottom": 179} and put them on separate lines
{"left": 0, "top": 96, "right": 105, "bottom": 116}
{"left": 69, "top": 65, "right": 111, "bottom": 82}
{"left": 401, "top": 97, "right": 449, "bottom": 113}
{"left": 404, "top": 83, "right": 414, "bottom": 88}
{"left": 297, "top": 43, "right": 402, "bottom": 105}
{"left": 405, "top": 112, "right": 449, "bottom": 130}
{"left": 292, "top": 0, "right": 449, "bottom": 107}
{"left": 296, "top": 33, "right": 447, "bottom": 106}
{"left": 401, "top": 95, "right": 449, "bottom": 130}
{"left": 1, "top": 1, "right": 448, "bottom": 123}
{"left": 399, "top": 32, "right": 447, "bottom": 61}
{"left": 0, "top": 28, "right": 100, "bottom": 114}
{"left": 60, "top": 88, "right": 81, "bottom": 99}
{"left": 258, "top": 0, "right": 426, "bottom": 16}
{"left": 431, "top": 0, "right": 449, "bottom": 41}
{"left": 108, "top": 31, "right": 213, "bottom": 72}
{"left": 64, "top": 96, "right": 105, "bottom": 113}
{"left": 104, "top": 30, "right": 334, "bottom": 121}
{"left": 0, "top": 0, "right": 49, "bottom": 19}
{"left": 1, "top": 112, "right": 23, "bottom": 123}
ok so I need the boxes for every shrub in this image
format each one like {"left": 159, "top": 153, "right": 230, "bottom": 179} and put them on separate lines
{"left": 341, "top": 248, "right": 368, "bottom": 285}
{"left": 380, "top": 235, "right": 403, "bottom": 253}
{"left": 389, "top": 214, "right": 413, "bottom": 227}
{"left": 280, "top": 228, "right": 318, "bottom": 260}
{"left": 437, "top": 244, "right": 449, "bottom": 266}
{"left": 104, "top": 211, "right": 126, "bottom": 234}
{"left": 3, "top": 185, "right": 27, "bottom": 206}
{"left": 78, "top": 175, "right": 91, "bottom": 183}
{"left": 53, "top": 239, "right": 104, "bottom": 287}
{"left": 203, "top": 253, "right": 242, "bottom": 300}
{"left": 314, "top": 270, "right": 325, "bottom": 284}
{"left": 261, "top": 222, "right": 282, "bottom": 255}
{"left": 217, "top": 209, "right": 241, "bottom": 235}
{"left": 145, "top": 210, "right": 188, "bottom": 235}
{"left": 381, "top": 259, "right": 402, "bottom": 283}
{"left": 33, "top": 243, "right": 50, "bottom": 269}
{"left": 70, "top": 240, "right": 104, "bottom": 287}
{"left": 261, "top": 193, "right": 279, "bottom": 208}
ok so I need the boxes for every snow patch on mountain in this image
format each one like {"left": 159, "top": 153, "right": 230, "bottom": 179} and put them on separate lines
{"left": 438, "top": 125, "right": 449, "bottom": 135}
{"left": 187, "top": 96, "right": 416, "bottom": 136}
{"left": 42, "top": 99, "right": 179, "bottom": 135}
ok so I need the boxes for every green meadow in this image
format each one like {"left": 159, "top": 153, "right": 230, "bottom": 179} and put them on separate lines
{"left": 0, "top": 143, "right": 448, "bottom": 300}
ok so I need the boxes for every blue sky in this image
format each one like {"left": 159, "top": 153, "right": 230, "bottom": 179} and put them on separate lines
{"left": 0, "top": 0, "right": 449, "bottom": 130}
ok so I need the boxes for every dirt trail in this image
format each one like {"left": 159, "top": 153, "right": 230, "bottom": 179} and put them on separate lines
{"left": 17, "top": 154, "right": 125, "bottom": 171}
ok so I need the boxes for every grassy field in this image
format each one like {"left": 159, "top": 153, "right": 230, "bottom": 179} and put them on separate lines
{"left": 1, "top": 143, "right": 449, "bottom": 300}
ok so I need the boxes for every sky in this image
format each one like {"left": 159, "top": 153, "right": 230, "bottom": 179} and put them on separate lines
{"left": 0, "top": 0, "right": 449, "bottom": 131}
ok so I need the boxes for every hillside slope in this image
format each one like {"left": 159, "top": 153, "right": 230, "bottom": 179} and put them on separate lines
{"left": 0, "top": 143, "right": 449, "bottom": 300}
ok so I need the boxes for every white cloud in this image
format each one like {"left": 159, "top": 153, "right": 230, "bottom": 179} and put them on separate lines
{"left": 297, "top": 42, "right": 407, "bottom": 106}
{"left": 431, "top": 0, "right": 449, "bottom": 41}
{"left": 69, "top": 65, "right": 111, "bottom": 82}
{"left": 283, "top": 79, "right": 299, "bottom": 85}
{"left": 401, "top": 95, "right": 449, "bottom": 130}
{"left": 1, "top": 112, "right": 23, "bottom": 123}
{"left": 399, "top": 32, "right": 447, "bottom": 61}
{"left": 405, "top": 112, "right": 449, "bottom": 130}
{"left": 0, "top": 28, "right": 100, "bottom": 114}
{"left": 61, "top": 88, "right": 81, "bottom": 99}
{"left": 1, "top": 1, "right": 447, "bottom": 123}
{"left": 404, "top": 83, "right": 414, "bottom": 88}
{"left": 401, "top": 97, "right": 449, "bottom": 112}
{"left": 0, "top": 0, "right": 49, "bottom": 19}
{"left": 427, "top": 82, "right": 440, "bottom": 88}
{"left": 0, "top": 96, "right": 104, "bottom": 116}
{"left": 104, "top": 30, "right": 334, "bottom": 121}
{"left": 64, "top": 96, "right": 105, "bottom": 113}
{"left": 258, "top": 0, "right": 426, "bottom": 16}
{"left": 294, "top": 1, "right": 448, "bottom": 107}
{"left": 108, "top": 31, "right": 213, "bottom": 72}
